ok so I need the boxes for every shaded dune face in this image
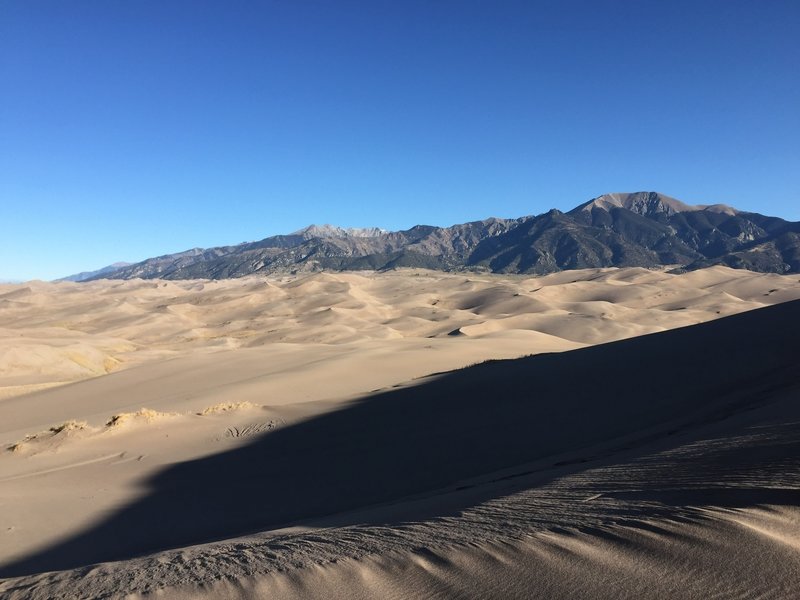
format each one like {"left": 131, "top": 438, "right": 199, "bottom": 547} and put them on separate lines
{"left": 2, "top": 299, "right": 799, "bottom": 578}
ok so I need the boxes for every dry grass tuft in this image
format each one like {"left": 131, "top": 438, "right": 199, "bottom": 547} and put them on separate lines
{"left": 105, "top": 408, "right": 177, "bottom": 428}
{"left": 49, "top": 420, "right": 89, "bottom": 434}
{"left": 6, "top": 420, "right": 91, "bottom": 453}
{"left": 197, "top": 401, "right": 260, "bottom": 416}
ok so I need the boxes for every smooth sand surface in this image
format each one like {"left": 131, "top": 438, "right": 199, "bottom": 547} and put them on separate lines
{"left": 1, "top": 267, "right": 799, "bottom": 598}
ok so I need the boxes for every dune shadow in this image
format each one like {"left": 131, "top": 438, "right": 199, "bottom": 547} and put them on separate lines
{"left": 2, "top": 300, "right": 800, "bottom": 577}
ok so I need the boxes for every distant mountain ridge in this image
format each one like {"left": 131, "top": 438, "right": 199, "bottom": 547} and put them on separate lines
{"left": 292, "top": 224, "right": 387, "bottom": 238}
{"left": 575, "top": 192, "right": 738, "bottom": 217}
{"left": 58, "top": 262, "right": 133, "bottom": 282}
{"left": 80, "top": 192, "right": 800, "bottom": 280}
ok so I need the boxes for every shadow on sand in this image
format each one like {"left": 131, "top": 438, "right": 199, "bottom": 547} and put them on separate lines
{"left": 2, "top": 300, "right": 799, "bottom": 577}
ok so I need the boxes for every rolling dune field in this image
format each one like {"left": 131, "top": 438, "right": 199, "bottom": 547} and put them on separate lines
{"left": 1, "top": 266, "right": 799, "bottom": 598}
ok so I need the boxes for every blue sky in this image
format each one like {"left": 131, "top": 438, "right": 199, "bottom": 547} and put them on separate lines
{"left": 1, "top": 0, "right": 798, "bottom": 281}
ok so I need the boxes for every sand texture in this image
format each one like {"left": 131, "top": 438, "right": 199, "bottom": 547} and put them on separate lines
{"left": 1, "top": 266, "right": 799, "bottom": 598}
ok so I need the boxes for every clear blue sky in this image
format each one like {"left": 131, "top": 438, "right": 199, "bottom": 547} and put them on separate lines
{"left": 2, "top": 0, "right": 798, "bottom": 280}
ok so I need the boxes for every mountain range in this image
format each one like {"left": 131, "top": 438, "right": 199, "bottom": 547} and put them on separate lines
{"left": 57, "top": 262, "right": 133, "bottom": 283}
{"left": 75, "top": 192, "right": 800, "bottom": 281}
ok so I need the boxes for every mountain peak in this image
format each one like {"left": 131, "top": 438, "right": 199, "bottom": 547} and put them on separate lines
{"left": 293, "top": 224, "right": 387, "bottom": 239}
{"left": 76, "top": 192, "right": 797, "bottom": 282}
{"left": 577, "top": 192, "right": 738, "bottom": 217}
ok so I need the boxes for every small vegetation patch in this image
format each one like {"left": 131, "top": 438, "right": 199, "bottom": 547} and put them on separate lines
{"left": 197, "top": 401, "right": 260, "bottom": 416}
{"left": 6, "top": 420, "right": 91, "bottom": 453}
{"left": 105, "top": 408, "right": 177, "bottom": 428}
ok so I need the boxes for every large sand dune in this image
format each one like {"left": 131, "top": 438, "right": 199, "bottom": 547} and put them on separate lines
{"left": 1, "top": 267, "right": 799, "bottom": 598}
{"left": 2, "top": 266, "right": 798, "bottom": 398}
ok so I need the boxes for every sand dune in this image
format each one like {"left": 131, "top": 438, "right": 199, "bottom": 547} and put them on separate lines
{"left": 224, "top": 505, "right": 800, "bottom": 600}
{"left": 2, "top": 266, "right": 798, "bottom": 397}
{"left": 0, "top": 267, "right": 799, "bottom": 597}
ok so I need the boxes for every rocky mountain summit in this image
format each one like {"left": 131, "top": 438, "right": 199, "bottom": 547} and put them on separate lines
{"left": 84, "top": 192, "right": 800, "bottom": 280}
{"left": 292, "top": 225, "right": 387, "bottom": 238}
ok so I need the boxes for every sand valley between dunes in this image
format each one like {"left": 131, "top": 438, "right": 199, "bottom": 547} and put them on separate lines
{"left": 1, "top": 266, "right": 800, "bottom": 598}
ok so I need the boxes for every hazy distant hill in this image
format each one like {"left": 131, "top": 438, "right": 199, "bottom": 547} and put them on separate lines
{"left": 86, "top": 192, "right": 800, "bottom": 280}
{"left": 58, "top": 262, "right": 133, "bottom": 282}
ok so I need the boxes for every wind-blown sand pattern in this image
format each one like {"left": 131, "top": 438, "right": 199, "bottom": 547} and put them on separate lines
{"left": 1, "top": 266, "right": 799, "bottom": 598}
